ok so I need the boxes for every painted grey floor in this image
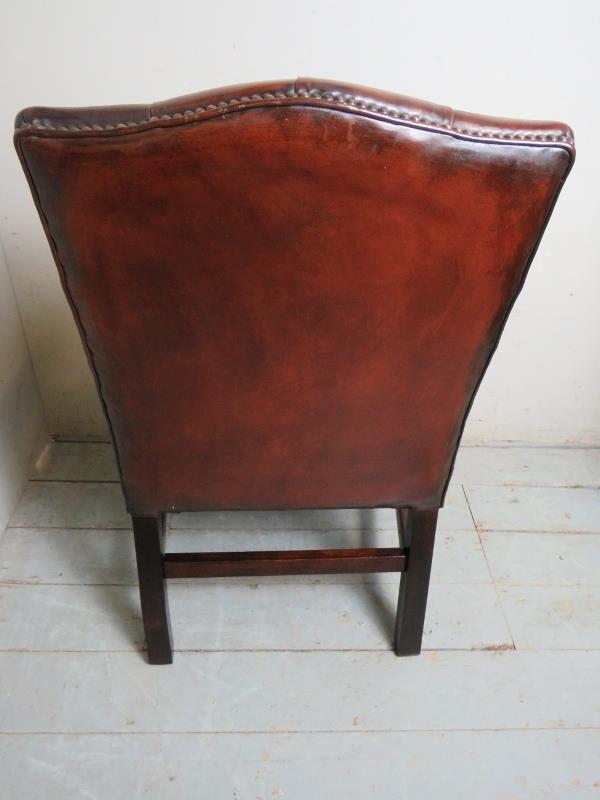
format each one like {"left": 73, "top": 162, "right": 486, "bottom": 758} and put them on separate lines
{"left": 1, "top": 443, "right": 599, "bottom": 798}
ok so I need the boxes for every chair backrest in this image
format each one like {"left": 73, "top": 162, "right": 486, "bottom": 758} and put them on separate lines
{"left": 15, "top": 78, "right": 574, "bottom": 514}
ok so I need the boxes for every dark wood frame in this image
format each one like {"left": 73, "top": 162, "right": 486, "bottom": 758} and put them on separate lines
{"left": 132, "top": 507, "right": 438, "bottom": 664}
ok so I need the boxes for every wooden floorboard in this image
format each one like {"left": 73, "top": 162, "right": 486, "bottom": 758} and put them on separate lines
{"left": 1, "top": 442, "right": 600, "bottom": 798}
{"left": 2, "top": 730, "right": 600, "bottom": 800}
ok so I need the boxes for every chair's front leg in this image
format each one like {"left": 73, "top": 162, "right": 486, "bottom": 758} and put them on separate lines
{"left": 132, "top": 513, "right": 173, "bottom": 664}
{"left": 394, "top": 507, "right": 439, "bottom": 656}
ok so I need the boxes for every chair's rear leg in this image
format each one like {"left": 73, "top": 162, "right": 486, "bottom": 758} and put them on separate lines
{"left": 132, "top": 513, "right": 173, "bottom": 664}
{"left": 394, "top": 508, "right": 439, "bottom": 656}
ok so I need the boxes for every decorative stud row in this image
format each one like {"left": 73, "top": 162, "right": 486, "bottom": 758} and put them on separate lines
{"left": 17, "top": 88, "right": 574, "bottom": 146}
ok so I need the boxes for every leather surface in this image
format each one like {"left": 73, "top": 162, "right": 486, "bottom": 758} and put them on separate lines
{"left": 15, "top": 79, "right": 574, "bottom": 513}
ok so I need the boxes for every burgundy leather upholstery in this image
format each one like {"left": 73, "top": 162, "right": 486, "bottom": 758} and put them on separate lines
{"left": 15, "top": 79, "right": 574, "bottom": 515}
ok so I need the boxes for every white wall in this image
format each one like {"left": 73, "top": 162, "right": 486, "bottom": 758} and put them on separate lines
{"left": 0, "top": 239, "right": 47, "bottom": 533}
{"left": 1, "top": 0, "right": 598, "bottom": 444}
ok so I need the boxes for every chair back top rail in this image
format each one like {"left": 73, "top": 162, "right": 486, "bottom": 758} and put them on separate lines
{"left": 15, "top": 77, "right": 574, "bottom": 155}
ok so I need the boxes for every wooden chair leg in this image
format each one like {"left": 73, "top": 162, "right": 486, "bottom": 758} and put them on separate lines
{"left": 132, "top": 513, "right": 173, "bottom": 664}
{"left": 394, "top": 507, "right": 439, "bottom": 656}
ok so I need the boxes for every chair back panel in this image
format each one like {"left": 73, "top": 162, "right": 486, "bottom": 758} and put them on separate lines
{"left": 15, "top": 79, "right": 574, "bottom": 512}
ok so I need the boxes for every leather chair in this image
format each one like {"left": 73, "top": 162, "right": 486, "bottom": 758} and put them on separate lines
{"left": 14, "top": 79, "right": 574, "bottom": 664}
